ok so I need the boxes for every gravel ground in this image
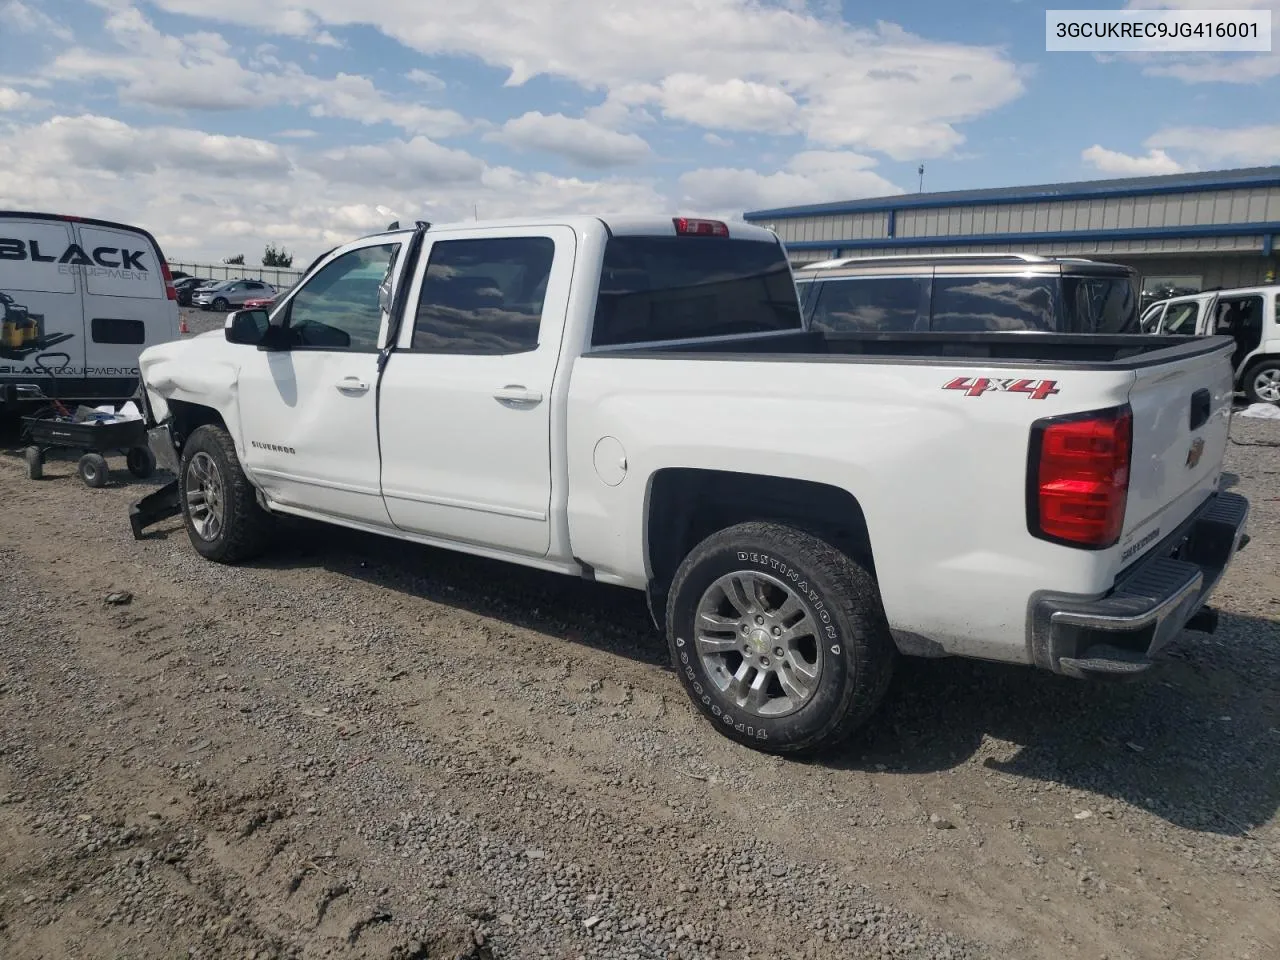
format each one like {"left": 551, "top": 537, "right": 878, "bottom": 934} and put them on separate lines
{"left": 0, "top": 349, "right": 1277, "bottom": 959}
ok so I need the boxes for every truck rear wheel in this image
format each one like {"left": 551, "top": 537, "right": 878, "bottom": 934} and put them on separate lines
{"left": 179, "top": 424, "right": 273, "bottom": 563}
{"left": 666, "top": 522, "right": 895, "bottom": 754}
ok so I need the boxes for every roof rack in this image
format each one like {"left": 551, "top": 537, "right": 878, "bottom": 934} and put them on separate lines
{"left": 797, "top": 252, "right": 1069, "bottom": 270}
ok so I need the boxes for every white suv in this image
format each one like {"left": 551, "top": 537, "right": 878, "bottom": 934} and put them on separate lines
{"left": 1141, "top": 284, "right": 1280, "bottom": 404}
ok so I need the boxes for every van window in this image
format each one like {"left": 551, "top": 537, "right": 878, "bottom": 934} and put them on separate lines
{"left": 930, "top": 276, "right": 1058, "bottom": 332}
{"left": 592, "top": 237, "right": 800, "bottom": 346}
{"left": 807, "top": 277, "right": 928, "bottom": 333}
{"left": 91, "top": 317, "right": 145, "bottom": 344}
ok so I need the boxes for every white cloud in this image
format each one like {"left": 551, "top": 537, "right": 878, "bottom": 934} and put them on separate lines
{"left": 406, "top": 68, "right": 445, "bottom": 90}
{"left": 1123, "top": 0, "right": 1280, "bottom": 84}
{"left": 0, "top": 86, "right": 45, "bottom": 111}
{"left": 1146, "top": 125, "right": 1280, "bottom": 167}
{"left": 655, "top": 75, "right": 800, "bottom": 131}
{"left": 679, "top": 150, "right": 901, "bottom": 214}
{"left": 1084, "top": 123, "right": 1280, "bottom": 175}
{"left": 0, "top": 113, "right": 664, "bottom": 262}
{"left": 486, "top": 112, "right": 651, "bottom": 167}
{"left": 1081, "top": 145, "right": 1186, "bottom": 176}
{"left": 277, "top": 128, "right": 318, "bottom": 139}
{"left": 47, "top": 8, "right": 469, "bottom": 136}
{"left": 293, "top": 71, "right": 471, "bottom": 137}
{"left": 308, "top": 136, "right": 486, "bottom": 187}
{"left": 139, "top": 0, "right": 1027, "bottom": 160}
{"left": 0, "top": 0, "right": 73, "bottom": 42}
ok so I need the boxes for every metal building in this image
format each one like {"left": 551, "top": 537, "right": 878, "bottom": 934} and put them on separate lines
{"left": 743, "top": 166, "right": 1280, "bottom": 308}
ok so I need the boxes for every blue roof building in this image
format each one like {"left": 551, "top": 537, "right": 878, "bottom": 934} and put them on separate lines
{"left": 743, "top": 166, "right": 1280, "bottom": 306}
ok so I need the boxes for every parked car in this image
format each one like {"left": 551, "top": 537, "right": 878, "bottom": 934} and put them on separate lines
{"left": 1140, "top": 284, "right": 1280, "bottom": 404}
{"left": 242, "top": 294, "right": 277, "bottom": 310}
{"left": 192, "top": 278, "right": 277, "bottom": 311}
{"left": 1, "top": 210, "right": 180, "bottom": 413}
{"left": 172, "top": 276, "right": 211, "bottom": 306}
{"left": 793, "top": 252, "right": 1139, "bottom": 333}
{"left": 133, "top": 215, "right": 1248, "bottom": 754}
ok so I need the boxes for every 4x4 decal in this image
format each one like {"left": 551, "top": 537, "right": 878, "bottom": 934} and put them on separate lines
{"left": 943, "top": 376, "right": 1060, "bottom": 400}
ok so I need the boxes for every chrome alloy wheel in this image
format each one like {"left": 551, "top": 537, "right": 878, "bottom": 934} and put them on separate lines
{"left": 694, "top": 570, "right": 824, "bottom": 719}
{"left": 1252, "top": 366, "right": 1280, "bottom": 403}
{"left": 185, "top": 451, "right": 225, "bottom": 541}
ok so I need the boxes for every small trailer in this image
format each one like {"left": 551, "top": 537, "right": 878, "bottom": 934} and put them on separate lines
{"left": 22, "top": 411, "right": 156, "bottom": 487}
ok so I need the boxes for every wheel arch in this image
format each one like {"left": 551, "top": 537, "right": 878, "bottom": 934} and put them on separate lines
{"left": 643, "top": 468, "right": 876, "bottom": 627}
{"left": 167, "top": 399, "right": 230, "bottom": 454}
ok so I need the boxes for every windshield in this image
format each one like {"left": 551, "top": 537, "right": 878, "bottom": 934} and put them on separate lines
{"left": 591, "top": 237, "right": 800, "bottom": 347}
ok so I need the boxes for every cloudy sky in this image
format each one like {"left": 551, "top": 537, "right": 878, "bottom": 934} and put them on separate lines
{"left": 1, "top": 0, "right": 1277, "bottom": 263}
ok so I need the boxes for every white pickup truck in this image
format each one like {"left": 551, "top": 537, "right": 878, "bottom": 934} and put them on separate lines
{"left": 131, "top": 215, "right": 1250, "bottom": 754}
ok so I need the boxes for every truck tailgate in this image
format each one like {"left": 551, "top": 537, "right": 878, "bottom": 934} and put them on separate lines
{"left": 1120, "top": 336, "right": 1234, "bottom": 564}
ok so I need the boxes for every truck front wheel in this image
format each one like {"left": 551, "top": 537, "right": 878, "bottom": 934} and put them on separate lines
{"left": 179, "top": 424, "right": 273, "bottom": 563}
{"left": 666, "top": 522, "right": 895, "bottom": 754}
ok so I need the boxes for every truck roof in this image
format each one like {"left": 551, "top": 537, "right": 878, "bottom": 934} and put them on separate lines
{"left": 360, "top": 214, "right": 781, "bottom": 245}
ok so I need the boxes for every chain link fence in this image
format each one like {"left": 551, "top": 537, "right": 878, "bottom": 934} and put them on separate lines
{"left": 167, "top": 261, "right": 305, "bottom": 289}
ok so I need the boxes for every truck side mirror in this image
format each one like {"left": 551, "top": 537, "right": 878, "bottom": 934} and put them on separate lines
{"left": 225, "top": 309, "right": 271, "bottom": 346}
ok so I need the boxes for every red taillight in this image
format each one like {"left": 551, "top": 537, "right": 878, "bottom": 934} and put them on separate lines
{"left": 161, "top": 261, "right": 177, "bottom": 301}
{"left": 1029, "top": 406, "right": 1132, "bottom": 549}
{"left": 673, "top": 217, "right": 729, "bottom": 237}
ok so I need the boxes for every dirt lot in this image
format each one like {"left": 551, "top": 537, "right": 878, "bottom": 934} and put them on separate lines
{"left": 0, "top": 374, "right": 1277, "bottom": 959}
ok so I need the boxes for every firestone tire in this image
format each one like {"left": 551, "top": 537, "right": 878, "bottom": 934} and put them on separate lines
{"left": 666, "top": 521, "right": 895, "bottom": 755}
{"left": 178, "top": 424, "right": 274, "bottom": 563}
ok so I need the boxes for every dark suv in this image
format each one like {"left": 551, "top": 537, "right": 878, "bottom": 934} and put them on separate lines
{"left": 793, "top": 253, "right": 1139, "bottom": 334}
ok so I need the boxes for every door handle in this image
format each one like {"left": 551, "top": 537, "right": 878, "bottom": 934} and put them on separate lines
{"left": 335, "top": 376, "right": 370, "bottom": 394}
{"left": 493, "top": 385, "right": 543, "bottom": 408}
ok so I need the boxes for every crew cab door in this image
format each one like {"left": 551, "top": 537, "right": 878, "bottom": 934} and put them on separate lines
{"left": 236, "top": 237, "right": 405, "bottom": 526}
{"left": 377, "top": 225, "right": 576, "bottom": 557}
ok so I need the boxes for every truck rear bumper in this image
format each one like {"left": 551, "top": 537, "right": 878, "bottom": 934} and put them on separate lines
{"left": 1030, "top": 491, "right": 1250, "bottom": 679}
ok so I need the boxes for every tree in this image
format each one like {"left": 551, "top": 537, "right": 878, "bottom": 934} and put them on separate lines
{"left": 262, "top": 243, "right": 293, "bottom": 268}
{"left": 224, "top": 253, "right": 245, "bottom": 265}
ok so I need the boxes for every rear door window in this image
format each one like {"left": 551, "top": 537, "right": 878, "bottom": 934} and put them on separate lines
{"left": 591, "top": 237, "right": 799, "bottom": 346}
{"left": 75, "top": 225, "right": 165, "bottom": 299}
{"left": 807, "top": 277, "right": 929, "bottom": 333}
{"left": 412, "top": 236, "right": 555, "bottom": 355}
{"left": 930, "top": 276, "right": 1059, "bottom": 332}
{"left": 1160, "top": 301, "right": 1200, "bottom": 335}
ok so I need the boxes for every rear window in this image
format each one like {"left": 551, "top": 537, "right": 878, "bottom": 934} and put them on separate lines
{"left": 591, "top": 237, "right": 800, "bottom": 347}
{"left": 1062, "top": 276, "right": 1138, "bottom": 333}
{"left": 91, "top": 316, "right": 145, "bottom": 344}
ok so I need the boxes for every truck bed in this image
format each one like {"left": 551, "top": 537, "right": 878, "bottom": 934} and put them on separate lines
{"left": 589, "top": 330, "right": 1232, "bottom": 368}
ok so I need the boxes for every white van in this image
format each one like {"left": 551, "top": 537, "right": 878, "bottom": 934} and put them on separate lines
{"left": 1, "top": 211, "right": 180, "bottom": 412}
{"left": 1140, "top": 284, "right": 1280, "bottom": 404}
